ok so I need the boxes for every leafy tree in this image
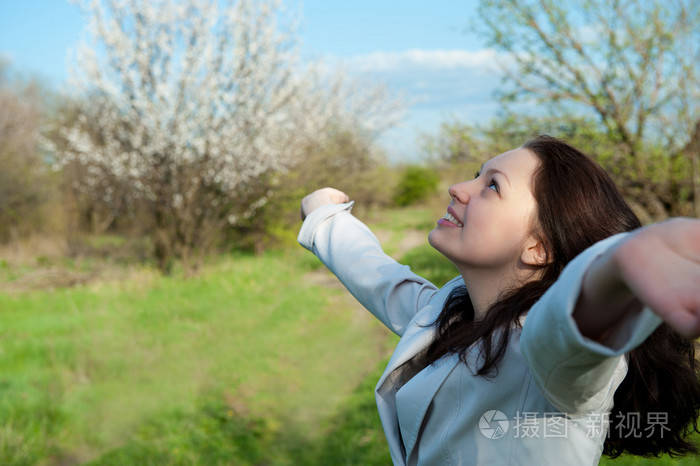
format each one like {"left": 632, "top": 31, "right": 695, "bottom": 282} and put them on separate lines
{"left": 476, "top": 0, "right": 699, "bottom": 218}
{"left": 420, "top": 119, "right": 485, "bottom": 166}
{"left": 0, "top": 61, "right": 53, "bottom": 241}
{"left": 422, "top": 113, "right": 690, "bottom": 222}
{"left": 52, "top": 0, "right": 401, "bottom": 272}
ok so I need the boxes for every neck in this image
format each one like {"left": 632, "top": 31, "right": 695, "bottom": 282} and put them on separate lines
{"left": 458, "top": 263, "right": 541, "bottom": 320}
{"left": 458, "top": 269, "right": 508, "bottom": 320}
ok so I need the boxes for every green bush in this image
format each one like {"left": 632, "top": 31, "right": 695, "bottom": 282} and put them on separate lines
{"left": 393, "top": 165, "right": 439, "bottom": 207}
{"left": 401, "top": 243, "right": 457, "bottom": 287}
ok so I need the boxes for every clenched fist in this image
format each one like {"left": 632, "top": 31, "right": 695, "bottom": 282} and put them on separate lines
{"left": 300, "top": 187, "right": 350, "bottom": 220}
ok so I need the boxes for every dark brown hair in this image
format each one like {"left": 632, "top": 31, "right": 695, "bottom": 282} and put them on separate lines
{"left": 424, "top": 135, "right": 700, "bottom": 458}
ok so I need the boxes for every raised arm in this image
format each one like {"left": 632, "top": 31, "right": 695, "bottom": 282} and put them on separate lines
{"left": 298, "top": 188, "right": 442, "bottom": 336}
{"left": 574, "top": 218, "right": 700, "bottom": 340}
{"left": 521, "top": 218, "right": 700, "bottom": 415}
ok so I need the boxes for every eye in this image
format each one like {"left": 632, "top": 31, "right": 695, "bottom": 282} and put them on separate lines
{"left": 474, "top": 170, "right": 480, "bottom": 179}
{"left": 487, "top": 178, "right": 499, "bottom": 193}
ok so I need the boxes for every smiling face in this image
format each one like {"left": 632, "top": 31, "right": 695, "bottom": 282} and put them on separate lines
{"left": 428, "top": 147, "right": 541, "bottom": 276}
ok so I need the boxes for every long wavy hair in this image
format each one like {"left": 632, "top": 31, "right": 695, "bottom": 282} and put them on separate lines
{"left": 424, "top": 135, "right": 700, "bottom": 458}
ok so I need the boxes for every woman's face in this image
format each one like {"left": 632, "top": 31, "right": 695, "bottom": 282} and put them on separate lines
{"left": 428, "top": 147, "right": 540, "bottom": 274}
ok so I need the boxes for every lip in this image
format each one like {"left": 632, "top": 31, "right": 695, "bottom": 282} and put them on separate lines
{"left": 437, "top": 206, "right": 463, "bottom": 228}
{"left": 437, "top": 218, "right": 459, "bottom": 228}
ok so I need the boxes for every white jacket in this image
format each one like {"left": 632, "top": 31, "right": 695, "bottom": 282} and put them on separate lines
{"left": 298, "top": 202, "right": 662, "bottom": 465}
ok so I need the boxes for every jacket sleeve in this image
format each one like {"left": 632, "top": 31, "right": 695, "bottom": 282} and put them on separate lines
{"left": 298, "top": 202, "right": 440, "bottom": 337}
{"left": 520, "top": 233, "right": 663, "bottom": 416}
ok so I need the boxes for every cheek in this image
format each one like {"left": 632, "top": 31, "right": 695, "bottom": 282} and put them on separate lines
{"left": 477, "top": 211, "right": 533, "bottom": 252}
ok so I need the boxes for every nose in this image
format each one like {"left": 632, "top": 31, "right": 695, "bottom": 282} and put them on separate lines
{"left": 448, "top": 181, "right": 471, "bottom": 205}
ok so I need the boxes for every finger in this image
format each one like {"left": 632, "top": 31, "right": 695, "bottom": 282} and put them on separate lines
{"left": 660, "top": 308, "right": 700, "bottom": 339}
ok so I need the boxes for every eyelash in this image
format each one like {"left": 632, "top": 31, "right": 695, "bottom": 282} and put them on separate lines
{"left": 488, "top": 179, "right": 499, "bottom": 193}
{"left": 474, "top": 171, "right": 499, "bottom": 193}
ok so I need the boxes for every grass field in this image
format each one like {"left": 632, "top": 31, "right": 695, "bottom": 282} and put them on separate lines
{"left": 0, "top": 246, "right": 399, "bottom": 464}
{"left": 0, "top": 206, "right": 698, "bottom": 464}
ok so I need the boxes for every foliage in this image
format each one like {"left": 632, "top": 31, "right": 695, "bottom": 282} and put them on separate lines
{"left": 423, "top": 112, "right": 617, "bottom": 164}
{"left": 289, "top": 127, "right": 398, "bottom": 210}
{"left": 420, "top": 118, "right": 485, "bottom": 165}
{"left": 231, "top": 127, "right": 399, "bottom": 252}
{"left": 0, "top": 61, "right": 55, "bottom": 242}
{"left": 50, "top": 0, "right": 402, "bottom": 273}
{"left": 476, "top": 0, "right": 700, "bottom": 218}
{"left": 423, "top": 112, "right": 696, "bottom": 222}
{"left": 393, "top": 165, "right": 440, "bottom": 207}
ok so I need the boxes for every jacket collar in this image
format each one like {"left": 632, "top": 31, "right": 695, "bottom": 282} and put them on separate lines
{"left": 374, "top": 297, "right": 459, "bottom": 464}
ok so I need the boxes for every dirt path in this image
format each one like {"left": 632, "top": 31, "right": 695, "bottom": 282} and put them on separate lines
{"left": 374, "top": 229, "right": 428, "bottom": 258}
{"left": 303, "top": 228, "right": 427, "bottom": 355}
{"left": 304, "top": 227, "right": 425, "bottom": 294}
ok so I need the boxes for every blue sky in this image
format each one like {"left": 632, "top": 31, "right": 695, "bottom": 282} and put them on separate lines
{"left": 0, "top": 0, "right": 502, "bottom": 161}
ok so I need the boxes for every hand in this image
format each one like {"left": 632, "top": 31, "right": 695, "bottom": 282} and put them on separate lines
{"left": 614, "top": 218, "right": 700, "bottom": 338}
{"left": 300, "top": 187, "right": 350, "bottom": 220}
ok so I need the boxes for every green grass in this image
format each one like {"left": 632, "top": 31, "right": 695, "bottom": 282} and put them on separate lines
{"left": 0, "top": 249, "right": 395, "bottom": 464}
{"left": 600, "top": 452, "right": 700, "bottom": 465}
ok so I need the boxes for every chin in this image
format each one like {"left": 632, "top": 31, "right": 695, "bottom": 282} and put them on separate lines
{"left": 428, "top": 230, "right": 462, "bottom": 268}
{"left": 427, "top": 229, "right": 438, "bottom": 247}
{"left": 427, "top": 230, "right": 445, "bottom": 254}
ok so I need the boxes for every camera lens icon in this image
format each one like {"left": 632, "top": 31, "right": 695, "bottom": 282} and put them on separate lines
{"left": 479, "top": 410, "right": 509, "bottom": 439}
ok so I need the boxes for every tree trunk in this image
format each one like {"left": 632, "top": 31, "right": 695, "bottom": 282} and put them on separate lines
{"left": 684, "top": 120, "right": 700, "bottom": 219}
{"left": 154, "top": 203, "right": 172, "bottom": 274}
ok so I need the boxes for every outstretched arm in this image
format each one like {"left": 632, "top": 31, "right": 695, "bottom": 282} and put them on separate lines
{"left": 298, "top": 188, "right": 443, "bottom": 336}
{"left": 574, "top": 218, "right": 700, "bottom": 341}
{"left": 521, "top": 219, "right": 699, "bottom": 415}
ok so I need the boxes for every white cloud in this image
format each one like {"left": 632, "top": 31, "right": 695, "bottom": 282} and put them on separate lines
{"left": 0, "top": 51, "right": 16, "bottom": 65}
{"left": 337, "top": 48, "right": 506, "bottom": 119}
{"left": 346, "top": 48, "right": 500, "bottom": 74}
{"left": 314, "top": 48, "right": 509, "bottom": 162}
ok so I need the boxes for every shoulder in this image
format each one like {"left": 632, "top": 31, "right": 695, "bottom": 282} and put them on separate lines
{"left": 432, "top": 276, "right": 464, "bottom": 304}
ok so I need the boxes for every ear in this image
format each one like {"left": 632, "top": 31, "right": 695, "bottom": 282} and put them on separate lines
{"left": 521, "top": 235, "right": 549, "bottom": 267}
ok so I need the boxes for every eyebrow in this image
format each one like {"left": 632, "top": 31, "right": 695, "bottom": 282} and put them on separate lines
{"left": 479, "top": 164, "right": 512, "bottom": 187}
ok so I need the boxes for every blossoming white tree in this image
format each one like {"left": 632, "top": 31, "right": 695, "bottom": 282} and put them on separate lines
{"left": 57, "top": 0, "right": 401, "bottom": 272}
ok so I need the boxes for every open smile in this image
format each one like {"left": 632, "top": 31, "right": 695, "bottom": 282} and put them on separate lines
{"left": 438, "top": 208, "right": 463, "bottom": 227}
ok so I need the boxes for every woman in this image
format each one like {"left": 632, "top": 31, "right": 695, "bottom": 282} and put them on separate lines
{"left": 298, "top": 135, "right": 700, "bottom": 465}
